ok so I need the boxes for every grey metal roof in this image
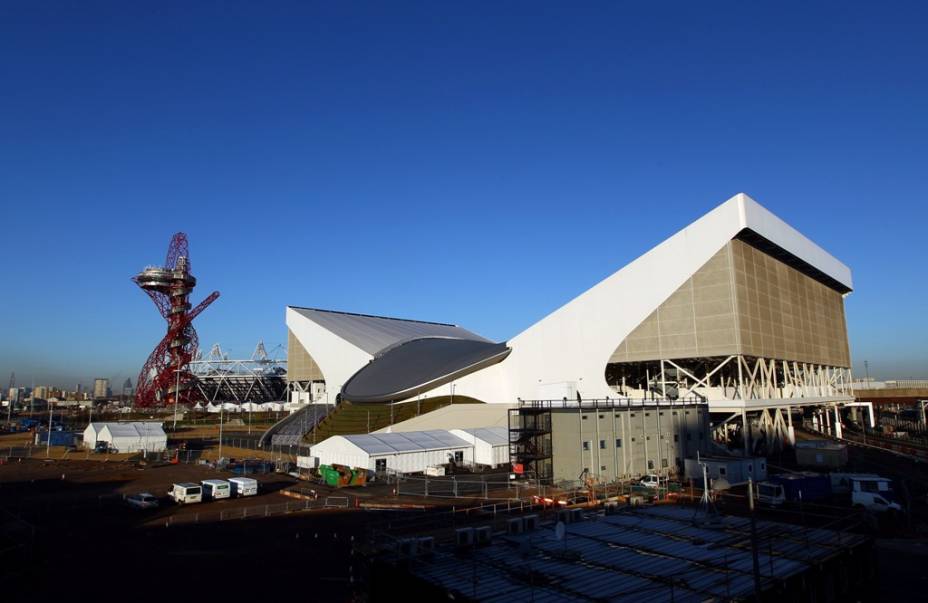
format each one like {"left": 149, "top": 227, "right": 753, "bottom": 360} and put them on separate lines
{"left": 341, "top": 338, "right": 511, "bottom": 403}
{"left": 289, "top": 306, "right": 490, "bottom": 355}
{"left": 342, "top": 430, "right": 471, "bottom": 455}
{"left": 403, "top": 505, "right": 868, "bottom": 602}
{"left": 455, "top": 427, "right": 510, "bottom": 446}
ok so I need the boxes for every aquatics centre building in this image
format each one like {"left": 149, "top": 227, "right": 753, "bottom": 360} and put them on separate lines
{"left": 283, "top": 193, "right": 855, "bottom": 450}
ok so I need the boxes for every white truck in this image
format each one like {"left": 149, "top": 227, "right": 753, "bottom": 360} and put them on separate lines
{"left": 830, "top": 473, "right": 901, "bottom": 513}
{"left": 170, "top": 482, "right": 203, "bottom": 504}
{"left": 201, "top": 479, "right": 231, "bottom": 501}
{"left": 228, "top": 477, "right": 258, "bottom": 497}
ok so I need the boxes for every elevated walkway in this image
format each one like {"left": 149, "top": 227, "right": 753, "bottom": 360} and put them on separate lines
{"left": 258, "top": 404, "right": 332, "bottom": 447}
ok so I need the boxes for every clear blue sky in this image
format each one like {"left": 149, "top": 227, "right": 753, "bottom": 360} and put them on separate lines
{"left": 1, "top": 2, "right": 926, "bottom": 388}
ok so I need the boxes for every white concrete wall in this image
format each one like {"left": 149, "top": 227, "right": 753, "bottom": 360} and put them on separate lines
{"left": 286, "top": 307, "right": 373, "bottom": 402}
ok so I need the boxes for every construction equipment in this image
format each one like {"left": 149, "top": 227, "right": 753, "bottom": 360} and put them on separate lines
{"left": 318, "top": 464, "right": 367, "bottom": 488}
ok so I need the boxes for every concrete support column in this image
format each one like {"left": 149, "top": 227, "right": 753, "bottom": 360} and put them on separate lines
{"left": 786, "top": 406, "right": 795, "bottom": 446}
{"left": 824, "top": 406, "right": 832, "bottom": 436}
{"left": 834, "top": 405, "right": 843, "bottom": 439}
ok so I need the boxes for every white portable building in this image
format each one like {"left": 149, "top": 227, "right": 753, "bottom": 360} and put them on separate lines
{"left": 309, "top": 430, "right": 473, "bottom": 474}
{"left": 449, "top": 427, "right": 510, "bottom": 467}
{"left": 91, "top": 422, "right": 167, "bottom": 453}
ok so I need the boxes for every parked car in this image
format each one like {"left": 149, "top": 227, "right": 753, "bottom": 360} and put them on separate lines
{"left": 639, "top": 474, "right": 662, "bottom": 489}
{"left": 125, "top": 492, "right": 160, "bottom": 510}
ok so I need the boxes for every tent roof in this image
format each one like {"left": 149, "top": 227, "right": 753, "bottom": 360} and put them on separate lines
{"left": 340, "top": 430, "right": 471, "bottom": 455}
{"left": 454, "top": 427, "right": 510, "bottom": 446}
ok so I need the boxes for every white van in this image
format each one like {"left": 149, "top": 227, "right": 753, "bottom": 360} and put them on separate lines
{"left": 170, "top": 482, "right": 202, "bottom": 504}
{"left": 201, "top": 479, "right": 231, "bottom": 501}
{"left": 228, "top": 477, "right": 258, "bottom": 497}
{"left": 830, "top": 473, "right": 901, "bottom": 513}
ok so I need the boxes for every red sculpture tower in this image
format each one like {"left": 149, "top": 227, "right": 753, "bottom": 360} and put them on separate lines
{"left": 133, "top": 233, "right": 219, "bottom": 407}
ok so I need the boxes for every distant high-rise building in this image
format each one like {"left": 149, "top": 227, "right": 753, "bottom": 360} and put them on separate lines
{"left": 8, "top": 388, "right": 19, "bottom": 404}
{"left": 122, "top": 377, "right": 133, "bottom": 396}
{"left": 33, "top": 385, "right": 48, "bottom": 399}
{"left": 93, "top": 378, "right": 110, "bottom": 400}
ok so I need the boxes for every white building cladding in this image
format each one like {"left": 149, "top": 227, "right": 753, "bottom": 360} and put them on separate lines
{"left": 83, "top": 421, "right": 167, "bottom": 452}
{"left": 449, "top": 427, "right": 510, "bottom": 467}
{"left": 287, "top": 194, "right": 854, "bottom": 422}
{"left": 309, "top": 430, "right": 472, "bottom": 473}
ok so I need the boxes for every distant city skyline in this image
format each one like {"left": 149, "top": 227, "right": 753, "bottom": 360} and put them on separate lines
{"left": 2, "top": 3, "right": 926, "bottom": 388}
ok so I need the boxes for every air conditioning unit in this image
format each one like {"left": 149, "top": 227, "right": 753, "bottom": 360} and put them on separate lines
{"left": 523, "top": 514, "right": 539, "bottom": 531}
{"left": 418, "top": 536, "right": 435, "bottom": 556}
{"left": 455, "top": 527, "right": 475, "bottom": 547}
{"left": 570, "top": 508, "right": 584, "bottom": 522}
{"left": 507, "top": 518, "right": 524, "bottom": 534}
{"left": 475, "top": 525, "right": 492, "bottom": 545}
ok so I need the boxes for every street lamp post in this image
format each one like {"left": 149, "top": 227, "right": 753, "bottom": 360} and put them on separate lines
{"left": 46, "top": 401, "right": 53, "bottom": 458}
{"left": 218, "top": 402, "right": 224, "bottom": 461}
{"left": 173, "top": 368, "right": 181, "bottom": 431}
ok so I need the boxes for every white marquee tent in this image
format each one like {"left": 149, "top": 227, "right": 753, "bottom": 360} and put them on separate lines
{"left": 83, "top": 422, "right": 167, "bottom": 453}
{"left": 309, "top": 430, "right": 473, "bottom": 473}
{"left": 449, "top": 427, "right": 510, "bottom": 467}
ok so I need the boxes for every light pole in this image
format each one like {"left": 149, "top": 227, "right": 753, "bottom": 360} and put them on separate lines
{"left": 218, "top": 401, "right": 224, "bottom": 461}
{"left": 173, "top": 368, "right": 181, "bottom": 431}
{"left": 46, "top": 401, "right": 53, "bottom": 458}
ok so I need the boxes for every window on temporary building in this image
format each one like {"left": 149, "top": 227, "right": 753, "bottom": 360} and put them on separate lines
{"left": 599, "top": 440, "right": 606, "bottom": 449}
{"left": 615, "top": 438, "right": 622, "bottom": 448}
{"left": 719, "top": 467, "right": 727, "bottom": 476}
{"left": 599, "top": 414, "right": 605, "bottom": 419}
{"left": 601, "top": 465, "right": 607, "bottom": 471}
{"left": 661, "top": 459, "right": 668, "bottom": 468}
{"left": 674, "top": 434, "right": 679, "bottom": 442}
{"left": 454, "top": 451, "right": 464, "bottom": 463}
{"left": 582, "top": 415, "right": 588, "bottom": 420}
{"left": 582, "top": 441, "right": 590, "bottom": 451}
{"left": 375, "top": 458, "right": 386, "bottom": 472}
{"left": 648, "top": 460, "right": 654, "bottom": 470}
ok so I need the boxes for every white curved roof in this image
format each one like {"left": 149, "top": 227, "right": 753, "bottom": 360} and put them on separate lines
{"left": 290, "top": 307, "right": 489, "bottom": 356}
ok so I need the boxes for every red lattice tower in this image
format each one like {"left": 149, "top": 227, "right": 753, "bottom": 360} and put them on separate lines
{"left": 133, "top": 233, "right": 219, "bottom": 407}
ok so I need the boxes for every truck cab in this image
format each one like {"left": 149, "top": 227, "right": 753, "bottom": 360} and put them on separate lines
{"left": 756, "top": 481, "right": 786, "bottom": 507}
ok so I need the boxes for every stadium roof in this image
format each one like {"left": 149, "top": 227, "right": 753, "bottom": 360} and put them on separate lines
{"left": 341, "top": 338, "right": 511, "bottom": 403}
{"left": 289, "top": 307, "right": 490, "bottom": 356}
{"left": 341, "top": 430, "right": 471, "bottom": 455}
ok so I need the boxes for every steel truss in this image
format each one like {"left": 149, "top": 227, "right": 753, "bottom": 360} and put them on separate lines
{"left": 608, "top": 354, "right": 854, "bottom": 454}
{"left": 189, "top": 342, "right": 287, "bottom": 404}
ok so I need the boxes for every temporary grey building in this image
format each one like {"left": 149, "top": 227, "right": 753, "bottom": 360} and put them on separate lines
{"left": 684, "top": 455, "right": 767, "bottom": 486}
{"left": 449, "top": 427, "right": 510, "bottom": 467}
{"left": 309, "top": 430, "right": 473, "bottom": 474}
{"left": 795, "top": 439, "right": 848, "bottom": 469}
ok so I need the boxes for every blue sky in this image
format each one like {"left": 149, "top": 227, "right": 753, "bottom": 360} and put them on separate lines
{"left": 1, "top": 2, "right": 926, "bottom": 388}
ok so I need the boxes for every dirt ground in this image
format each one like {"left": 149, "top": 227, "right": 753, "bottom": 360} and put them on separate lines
{"left": 0, "top": 457, "right": 375, "bottom": 601}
